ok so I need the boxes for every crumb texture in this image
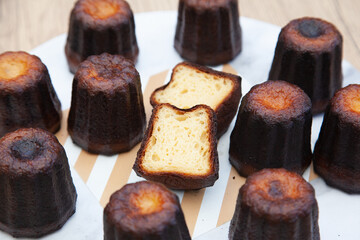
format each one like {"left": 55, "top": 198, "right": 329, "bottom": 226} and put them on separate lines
{"left": 153, "top": 65, "right": 234, "bottom": 110}
{"left": 141, "top": 106, "right": 212, "bottom": 175}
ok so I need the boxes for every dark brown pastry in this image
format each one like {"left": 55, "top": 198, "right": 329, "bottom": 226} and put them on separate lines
{"left": 134, "top": 103, "right": 219, "bottom": 190}
{"left": 104, "top": 181, "right": 191, "bottom": 240}
{"left": 65, "top": 0, "right": 139, "bottom": 73}
{"left": 68, "top": 53, "right": 146, "bottom": 155}
{"left": 268, "top": 17, "right": 343, "bottom": 114}
{"left": 229, "top": 80, "right": 312, "bottom": 177}
{"left": 150, "top": 61, "right": 242, "bottom": 138}
{"left": 174, "top": 0, "right": 242, "bottom": 65}
{"left": 0, "top": 51, "right": 62, "bottom": 137}
{"left": 0, "top": 128, "right": 77, "bottom": 238}
{"left": 314, "top": 84, "right": 360, "bottom": 193}
{"left": 229, "top": 168, "right": 320, "bottom": 240}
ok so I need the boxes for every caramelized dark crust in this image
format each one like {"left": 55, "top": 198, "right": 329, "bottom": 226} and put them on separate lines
{"left": 314, "top": 84, "right": 360, "bottom": 193}
{"left": 0, "top": 51, "right": 62, "bottom": 137}
{"left": 268, "top": 17, "right": 343, "bottom": 114}
{"left": 68, "top": 53, "right": 146, "bottom": 155}
{"left": 0, "top": 128, "right": 77, "bottom": 238}
{"left": 134, "top": 103, "right": 219, "bottom": 190}
{"left": 229, "top": 81, "right": 312, "bottom": 177}
{"left": 104, "top": 181, "right": 191, "bottom": 240}
{"left": 150, "top": 61, "right": 242, "bottom": 138}
{"left": 65, "top": 0, "right": 138, "bottom": 73}
{"left": 174, "top": 0, "right": 242, "bottom": 65}
{"left": 229, "top": 168, "right": 319, "bottom": 240}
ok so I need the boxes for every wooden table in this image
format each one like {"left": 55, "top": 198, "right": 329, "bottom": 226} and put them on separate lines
{"left": 1, "top": 0, "right": 359, "bottom": 70}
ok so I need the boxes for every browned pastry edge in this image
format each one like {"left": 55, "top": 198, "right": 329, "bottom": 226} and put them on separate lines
{"left": 230, "top": 153, "right": 313, "bottom": 178}
{"left": 0, "top": 209, "right": 76, "bottom": 238}
{"left": 65, "top": 43, "right": 139, "bottom": 74}
{"left": 279, "top": 17, "right": 342, "bottom": 52}
{"left": 103, "top": 181, "right": 191, "bottom": 240}
{"left": 174, "top": 46, "right": 242, "bottom": 66}
{"left": 133, "top": 103, "right": 219, "bottom": 190}
{"left": 314, "top": 153, "right": 360, "bottom": 194}
{"left": 150, "top": 61, "right": 242, "bottom": 138}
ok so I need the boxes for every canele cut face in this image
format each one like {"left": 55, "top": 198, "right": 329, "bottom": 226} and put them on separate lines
{"left": 153, "top": 64, "right": 234, "bottom": 110}
{"left": 141, "top": 105, "right": 213, "bottom": 176}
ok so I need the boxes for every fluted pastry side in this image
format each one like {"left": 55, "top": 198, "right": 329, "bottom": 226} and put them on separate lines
{"left": 0, "top": 51, "right": 62, "bottom": 137}
{"left": 229, "top": 81, "right": 312, "bottom": 177}
{"left": 68, "top": 53, "right": 146, "bottom": 155}
{"left": 268, "top": 17, "right": 343, "bottom": 114}
{"left": 314, "top": 84, "right": 360, "bottom": 193}
{"left": 174, "top": 0, "right": 242, "bottom": 65}
{"left": 0, "top": 128, "right": 77, "bottom": 238}
{"left": 65, "top": 0, "right": 139, "bottom": 73}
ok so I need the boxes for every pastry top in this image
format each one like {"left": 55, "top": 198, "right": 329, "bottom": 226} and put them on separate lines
{"left": 134, "top": 103, "right": 219, "bottom": 189}
{"left": 241, "top": 168, "right": 316, "bottom": 221}
{"left": 181, "top": 0, "right": 237, "bottom": 8}
{"left": 104, "top": 181, "right": 181, "bottom": 234}
{"left": 75, "top": 53, "right": 140, "bottom": 94}
{"left": 0, "top": 51, "right": 47, "bottom": 90}
{"left": 330, "top": 84, "right": 360, "bottom": 126}
{"left": 71, "top": 0, "right": 133, "bottom": 28}
{"left": 244, "top": 81, "right": 311, "bottom": 122}
{"left": 279, "top": 17, "right": 342, "bottom": 52}
{"left": 0, "top": 128, "right": 65, "bottom": 177}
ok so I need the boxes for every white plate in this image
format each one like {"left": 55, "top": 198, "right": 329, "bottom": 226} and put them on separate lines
{"left": 1, "top": 11, "right": 360, "bottom": 240}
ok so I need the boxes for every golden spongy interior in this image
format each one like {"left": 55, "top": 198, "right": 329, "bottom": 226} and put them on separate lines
{"left": 142, "top": 106, "right": 212, "bottom": 175}
{"left": 83, "top": 0, "right": 119, "bottom": 19}
{"left": 131, "top": 190, "right": 164, "bottom": 215}
{"left": 153, "top": 65, "right": 234, "bottom": 110}
{"left": 0, "top": 55, "right": 28, "bottom": 80}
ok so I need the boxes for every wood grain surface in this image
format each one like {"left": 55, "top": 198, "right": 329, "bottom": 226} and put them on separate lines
{"left": 0, "top": 0, "right": 359, "bottom": 69}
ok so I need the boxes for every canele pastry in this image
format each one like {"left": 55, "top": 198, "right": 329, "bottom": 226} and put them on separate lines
{"left": 68, "top": 53, "right": 146, "bottom": 155}
{"left": 104, "top": 181, "right": 191, "bottom": 240}
{"left": 151, "top": 61, "right": 242, "bottom": 138}
{"left": 0, "top": 128, "right": 77, "bottom": 238}
{"left": 229, "top": 168, "right": 320, "bottom": 240}
{"left": 268, "top": 17, "right": 343, "bottom": 114}
{"left": 229, "top": 80, "right": 312, "bottom": 177}
{"left": 314, "top": 84, "right": 360, "bottom": 193}
{"left": 134, "top": 103, "right": 219, "bottom": 190}
{"left": 0, "top": 51, "right": 62, "bottom": 137}
{"left": 174, "top": 0, "right": 242, "bottom": 65}
{"left": 65, "top": 0, "right": 139, "bottom": 73}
